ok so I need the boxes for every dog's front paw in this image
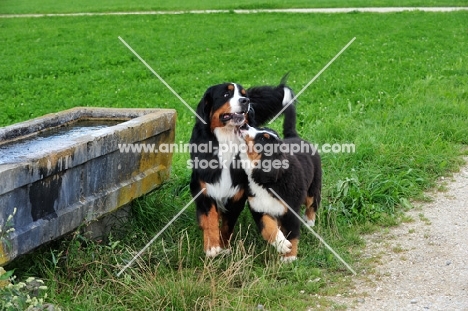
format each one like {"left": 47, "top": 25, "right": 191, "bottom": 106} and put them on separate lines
{"left": 302, "top": 215, "right": 315, "bottom": 227}
{"left": 271, "top": 231, "right": 292, "bottom": 254}
{"left": 205, "top": 246, "right": 223, "bottom": 257}
{"left": 281, "top": 255, "right": 297, "bottom": 263}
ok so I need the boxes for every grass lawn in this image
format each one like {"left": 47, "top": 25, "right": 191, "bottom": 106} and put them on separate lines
{"left": 1, "top": 6, "right": 467, "bottom": 311}
{"left": 0, "top": 0, "right": 467, "bottom": 14}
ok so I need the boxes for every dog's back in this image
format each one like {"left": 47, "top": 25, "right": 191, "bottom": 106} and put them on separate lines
{"left": 282, "top": 103, "right": 322, "bottom": 225}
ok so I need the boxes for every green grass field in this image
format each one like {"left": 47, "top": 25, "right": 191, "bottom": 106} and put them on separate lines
{"left": 0, "top": 0, "right": 467, "bottom": 14}
{"left": 1, "top": 3, "right": 467, "bottom": 310}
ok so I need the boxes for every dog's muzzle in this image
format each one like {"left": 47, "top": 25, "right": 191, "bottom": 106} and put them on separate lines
{"left": 236, "top": 123, "right": 250, "bottom": 137}
{"left": 220, "top": 112, "right": 246, "bottom": 125}
{"left": 219, "top": 97, "right": 250, "bottom": 125}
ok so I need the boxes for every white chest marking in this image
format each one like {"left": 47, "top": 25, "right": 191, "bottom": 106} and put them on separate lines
{"left": 237, "top": 140, "right": 286, "bottom": 217}
{"left": 205, "top": 167, "right": 239, "bottom": 212}
{"left": 206, "top": 128, "right": 242, "bottom": 211}
{"left": 248, "top": 178, "right": 286, "bottom": 217}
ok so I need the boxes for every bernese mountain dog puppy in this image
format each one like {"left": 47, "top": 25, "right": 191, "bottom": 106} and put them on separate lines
{"left": 189, "top": 77, "right": 295, "bottom": 257}
{"left": 236, "top": 105, "right": 322, "bottom": 261}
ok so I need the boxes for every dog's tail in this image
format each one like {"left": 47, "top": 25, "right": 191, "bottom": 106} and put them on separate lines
{"left": 282, "top": 102, "right": 299, "bottom": 139}
{"left": 279, "top": 72, "right": 290, "bottom": 87}
{"left": 279, "top": 72, "right": 295, "bottom": 108}
{"left": 280, "top": 73, "right": 299, "bottom": 139}
{"left": 279, "top": 73, "right": 299, "bottom": 139}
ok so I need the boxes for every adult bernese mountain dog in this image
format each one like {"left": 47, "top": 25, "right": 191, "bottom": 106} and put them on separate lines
{"left": 236, "top": 105, "right": 322, "bottom": 262}
{"left": 189, "top": 76, "right": 295, "bottom": 257}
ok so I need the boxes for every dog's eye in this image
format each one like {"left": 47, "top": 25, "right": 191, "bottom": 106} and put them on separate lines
{"left": 223, "top": 92, "right": 230, "bottom": 98}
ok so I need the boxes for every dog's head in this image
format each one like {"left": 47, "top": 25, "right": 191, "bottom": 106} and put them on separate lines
{"left": 196, "top": 83, "right": 251, "bottom": 133}
{"left": 238, "top": 124, "right": 282, "bottom": 158}
{"left": 237, "top": 124, "right": 286, "bottom": 181}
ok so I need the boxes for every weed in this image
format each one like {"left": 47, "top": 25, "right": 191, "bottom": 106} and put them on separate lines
{"left": 1, "top": 213, "right": 56, "bottom": 308}
{"left": 437, "top": 182, "right": 449, "bottom": 192}
{"left": 401, "top": 214, "right": 415, "bottom": 223}
{"left": 418, "top": 213, "right": 432, "bottom": 225}
{"left": 392, "top": 245, "right": 406, "bottom": 254}
{"left": 0, "top": 269, "right": 57, "bottom": 311}
{"left": 0, "top": 208, "right": 16, "bottom": 256}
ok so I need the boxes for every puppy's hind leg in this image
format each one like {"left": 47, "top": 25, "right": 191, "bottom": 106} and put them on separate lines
{"left": 303, "top": 179, "right": 321, "bottom": 227}
{"left": 280, "top": 214, "right": 300, "bottom": 262}
{"left": 303, "top": 196, "right": 316, "bottom": 227}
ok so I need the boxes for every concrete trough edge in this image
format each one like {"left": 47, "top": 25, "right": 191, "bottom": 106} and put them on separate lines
{"left": 0, "top": 108, "right": 176, "bottom": 195}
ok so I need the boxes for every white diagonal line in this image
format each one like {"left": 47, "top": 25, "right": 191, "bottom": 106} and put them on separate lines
{"left": 269, "top": 37, "right": 356, "bottom": 124}
{"left": 118, "top": 36, "right": 207, "bottom": 124}
{"left": 268, "top": 188, "right": 357, "bottom": 275}
{"left": 116, "top": 188, "right": 205, "bottom": 276}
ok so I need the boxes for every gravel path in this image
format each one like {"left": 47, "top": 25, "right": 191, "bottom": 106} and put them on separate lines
{"left": 1, "top": 7, "right": 468, "bottom": 18}
{"left": 334, "top": 159, "right": 468, "bottom": 310}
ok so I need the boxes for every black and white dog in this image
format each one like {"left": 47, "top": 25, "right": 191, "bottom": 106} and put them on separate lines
{"left": 189, "top": 76, "right": 296, "bottom": 257}
{"left": 236, "top": 105, "right": 322, "bottom": 261}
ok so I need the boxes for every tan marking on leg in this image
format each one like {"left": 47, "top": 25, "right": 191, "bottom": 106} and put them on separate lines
{"left": 304, "top": 196, "right": 315, "bottom": 222}
{"left": 284, "top": 238, "right": 299, "bottom": 259}
{"left": 199, "top": 205, "right": 220, "bottom": 252}
{"left": 260, "top": 214, "right": 279, "bottom": 243}
{"left": 219, "top": 213, "right": 231, "bottom": 248}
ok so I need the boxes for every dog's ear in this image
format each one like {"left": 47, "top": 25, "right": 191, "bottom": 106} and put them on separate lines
{"left": 195, "top": 86, "right": 214, "bottom": 125}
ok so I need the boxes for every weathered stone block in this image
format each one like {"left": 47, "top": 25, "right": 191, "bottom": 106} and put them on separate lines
{"left": 0, "top": 107, "right": 176, "bottom": 265}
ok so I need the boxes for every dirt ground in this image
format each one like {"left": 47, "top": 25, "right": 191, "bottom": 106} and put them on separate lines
{"left": 332, "top": 159, "right": 468, "bottom": 311}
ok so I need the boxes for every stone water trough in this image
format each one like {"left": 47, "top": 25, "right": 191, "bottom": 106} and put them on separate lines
{"left": 0, "top": 107, "right": 176, "bottom": 265}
